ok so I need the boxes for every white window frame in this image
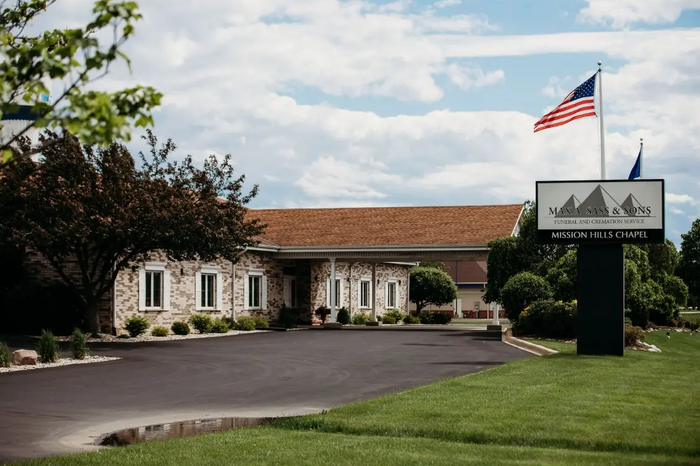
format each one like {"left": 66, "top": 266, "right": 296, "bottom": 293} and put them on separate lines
{"left": 358, "top": 277, "right": 372, "bottom": 309}
{"left": 244, "top": 270, "right": 266, "bottom": 311}
{"left": 195, "top": 266, "right": 223, "bottom": 311}
{"left": 326, "top": 277, "right": 344, "bottom": 308}
{"left": 385, "top": 278, "right": 398, "bottom": 309}
{"left": 139, "top": 262, "right": 170, "bottom": 312}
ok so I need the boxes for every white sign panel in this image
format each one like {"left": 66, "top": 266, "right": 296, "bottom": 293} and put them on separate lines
{"left": 536, "top": 180, "right": 665, "bottom": 244}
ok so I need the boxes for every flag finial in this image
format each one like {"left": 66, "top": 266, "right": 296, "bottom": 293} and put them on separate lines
{"left": 597, "top": 61, "right": 602, "bottom": 69}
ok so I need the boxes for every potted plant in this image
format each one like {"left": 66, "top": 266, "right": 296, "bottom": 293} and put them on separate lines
{"left": 315, "top": 306, "right": 331, "bottom": 324}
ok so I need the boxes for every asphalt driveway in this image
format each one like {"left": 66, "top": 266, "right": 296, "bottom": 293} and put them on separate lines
{"left": 0, "top": 329, "right": 530, "bottom": 463}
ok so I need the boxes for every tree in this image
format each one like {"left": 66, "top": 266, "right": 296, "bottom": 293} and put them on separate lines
{"left": 0, "top": 131, "right": 265, "bottom": 332}
{"left": 545, "top": 250, "right": 577, "bottom": 302}
{"left": 484, "top": 237, "right": 524, "bottom": 304}
{"left": 640, "top": 239, "right": 679, "bottom": 281}
{"left": 678, "top": 219, "right": 700, "bottom": 305}
{"left": 515, "top": 200, "right": 572, "bottom": 270}
{"left": 409, "top": 266, "right": 457, "bottom": 314}
{"left": 499, "top": 272, "right": 553, "bottom": 324}
{"left": 419, "top": 261, "right": 449, "bottom": 273}
{"left": 0, "top": 0, "right": 162, "bottom": 165}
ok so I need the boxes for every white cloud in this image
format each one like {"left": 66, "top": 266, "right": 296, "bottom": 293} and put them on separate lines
{"left": 667, "top": 193, "right": 697, "bottom": 204}
{"left": 434, "top": 0, "right": 461, "bottom": 8}
{"left": 263, "top": 174, "right": 281, "bottom": 182}
{"left": 670, "top": 207, "right": 685, "bottom": 215}
{"left": 578, "top": 0, "right": 700, "bottom": 29}
{"left": 444, "top": 64, "right": 505, "bottom": 90}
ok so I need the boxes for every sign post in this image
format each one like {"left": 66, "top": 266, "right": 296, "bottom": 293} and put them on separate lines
{"left": 536, "top": 179, "right": 665, "bottom": 356}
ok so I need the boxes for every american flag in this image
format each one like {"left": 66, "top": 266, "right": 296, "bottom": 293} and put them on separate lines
{"left": 534, "top": 73, "right": 598, "bottom": 133}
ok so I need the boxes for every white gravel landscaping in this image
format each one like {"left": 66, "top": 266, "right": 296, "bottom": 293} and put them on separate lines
{"left": 0, "top": 355, "right": 121, "bottom": 374}
{"left": 54, "top": 329, "right": 270, "bottom": 344}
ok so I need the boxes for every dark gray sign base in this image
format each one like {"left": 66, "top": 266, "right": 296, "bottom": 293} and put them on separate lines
{"left": 577, "top": 243, "right": 625, "bottom": 356}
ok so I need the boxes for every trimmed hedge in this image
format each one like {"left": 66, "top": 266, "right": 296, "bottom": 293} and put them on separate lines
{"left": 124, "top": 315, "right": 150, "bottom": 337}
{"left": 516, "top": 299, "right": 576, "bottom": 339}
{"left": 171, "top": 321, "right": 190, "bottom": 335}
{"left": 500, "top": 272, "right": 553, "bottom": 324}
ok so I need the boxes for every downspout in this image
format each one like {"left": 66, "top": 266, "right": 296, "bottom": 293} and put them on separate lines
{"left": 232, "top": 247, "right": 249, "bottom": 321}
{"left": 111, "top": 261, "right": 117, "bottom": 335}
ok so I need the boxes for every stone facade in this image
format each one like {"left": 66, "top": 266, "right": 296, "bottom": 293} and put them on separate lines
{"left": 308, "top": 260, "right": 411, "bottom": 322}
{"left": 22, "top": 249, "right": 412, "bottom": 333}
{"left": 113, "top": 250, "right": 234, "bottom": 333}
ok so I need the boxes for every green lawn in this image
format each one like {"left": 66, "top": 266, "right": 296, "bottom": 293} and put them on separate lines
{"left": 16, "top": 332, "right": 700, "bottom": 466}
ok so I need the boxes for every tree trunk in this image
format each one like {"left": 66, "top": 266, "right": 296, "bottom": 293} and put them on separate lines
{"left": 87, "top": 298, "right": 101, "bottom": 334}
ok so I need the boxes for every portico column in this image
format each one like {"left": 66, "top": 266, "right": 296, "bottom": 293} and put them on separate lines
{"left": 330, "top": 258, "right": 337, "bottom": 322}
{"left": 492, "top": 301, "right": 500, "bottom": 325}
{"left": 371, "top": 263, "right": 377, "bottom": 322}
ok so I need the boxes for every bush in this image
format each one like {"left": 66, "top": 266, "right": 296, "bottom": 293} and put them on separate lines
{"left": 220, "top": 316, "right": 234, "bottom": 328}
{"left": 278, "top": 306, "right": 300, "bottom": 328}
{"left": 37, "top": 329, "right": 59, "bottom": 363}
{"left": 385, "top": 309, "right": 405, "bottom": 322}
{"left": 151, "top": 326, "right": 169, "bottom": 337}
{"left": 403, "top": 314, "right": 420, "bottom": 324}
{"left": 417, "top": 312, "right": 453, "bottom": 325}
{"left": 171, "top": 321, "right": 190, "bottom": 335}
{"left": 233, "top": 316, "right": 257, "bottom": 331}
{"left": 0, "top": 342, "right": 11, "bottom": 367}
{"left": 337, "top": 307, "right": 350, "bottom": 325}
{"left": 381, "top": 315, "right": 397, "bottom": 324}
{"left": 516, "top": 299, "right": 576, "bottom": 339}
{"left": 352, "top": 312, "right": 369, "bottom": 325}
{"left": 625, "top": 324, "right": 645, "bottom": 347}
{"left": 431, "top": 313, "right": 453, "bottom": 325}
{"left": 252, "top": 316, "right": 269, "bottom": 328}
{"left": 70, "top": 328, "right": 88, "bottom": 359}
{"left": 124, "top": 315, "right": 150, "bottom": 337}
{"left": 315, "top": 306, "right": 330, "bottom": 323}
{"left": 629, "top": 306, "right": 649, "bottom": 329}
{"left": 500, "top": 272, "right": 554, "bottom": 324}
{"left": 210, "top": 319, "right": 230, "bottom": 333}
{"left": 189, "top": 313, "right": 213, "bottom": 333}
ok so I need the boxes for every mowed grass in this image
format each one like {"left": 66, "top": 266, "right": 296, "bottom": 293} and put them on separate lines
{"left": 15, "top": 332, "right": 700, "bottom": 466}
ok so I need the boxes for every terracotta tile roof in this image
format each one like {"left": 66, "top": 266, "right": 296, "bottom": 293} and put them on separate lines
{"left": 445, "top": 261, "right": 487, "bottom": 283}
{"left": 248, "top": 204, "right": 523, "bottom": 248}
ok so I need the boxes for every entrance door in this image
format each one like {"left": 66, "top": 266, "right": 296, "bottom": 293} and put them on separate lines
{"left": 283, "top": 276, "right": 296, "bottom": 307}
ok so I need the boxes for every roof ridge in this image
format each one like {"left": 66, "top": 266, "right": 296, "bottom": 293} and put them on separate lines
{"left": 249, "top": 203, "right": 524, "bottom": 212}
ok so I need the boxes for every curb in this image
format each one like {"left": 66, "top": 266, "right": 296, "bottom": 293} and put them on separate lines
{"left": 500, "top": 328, "right": 558, "bottom": 356}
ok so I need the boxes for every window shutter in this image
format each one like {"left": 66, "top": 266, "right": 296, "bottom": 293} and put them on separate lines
{"left": 243, "top": 274, "right": 250, "bottom": 310}
{"left": 262, "top": 275, "right": 268, "bottom": 309}
{"left": 357, "top": 280, "right": 361, "bottom": 307}
{"left": 195, "top": 272, "right": 202, "bottom": 311}
{"left": 138, "top": 269, "right": 146, "bottom": 311}
{"left": 384, "top": 283, "right": 389, "bottom": 309}
{"left": 216, "top": 272, "right": 223, "bottom": 311}
{"left": 163, "top": 270, "right": 171, "bottom": 311}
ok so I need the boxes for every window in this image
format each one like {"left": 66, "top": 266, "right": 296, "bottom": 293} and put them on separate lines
{"left": 244, "top": 271, "right": 266, "bottom": 311}
{"left": 386, "top": 281, "right": 397, "bottom": 308}
{"left": 139, "top": 262, "right": 170, "bottom": 311}
{"left": 326, "top": 278, "right": 343, "bottom": 308}
{"left": 201, "top": 273, "right": 216, "bottom": 309}
{"left": 145, "top": 271, "right": 163, "bottom": 308}
{"left": 195, "top": 267, "right": 222, "bottom": 311}
{"left": 359, "top": 279, "right": 371, "bottom": 308}
{"left": 248, "top": 275, "right": 262, "bottom": 309}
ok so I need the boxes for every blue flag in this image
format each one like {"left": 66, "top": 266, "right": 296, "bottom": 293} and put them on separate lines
{"left": 628, "top": 149, "right": 641, "bottom": 180}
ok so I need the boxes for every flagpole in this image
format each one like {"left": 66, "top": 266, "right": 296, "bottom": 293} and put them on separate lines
{"left": 639, "top": 138, "right": 644, "bottom": 179}
{"left": 597, "top": 61, "right": 606, "bottom": 180}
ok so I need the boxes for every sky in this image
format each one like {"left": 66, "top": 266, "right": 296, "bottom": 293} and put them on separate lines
{"left": 37, "top": 0, "right": 700, "bottom": 244}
